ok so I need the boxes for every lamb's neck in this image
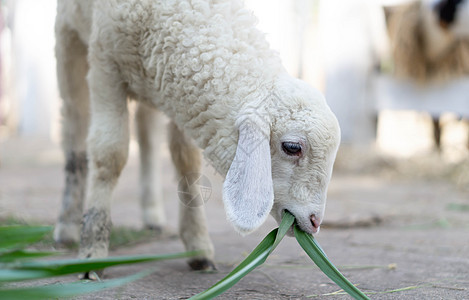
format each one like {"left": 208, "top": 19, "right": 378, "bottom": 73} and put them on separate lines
{"left": 177, "top": 75, "right": 279, "bottom": 177}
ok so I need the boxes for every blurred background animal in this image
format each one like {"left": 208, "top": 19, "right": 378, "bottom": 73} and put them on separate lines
{"left": 384, "top": 0, "right": 469, "bottom": 83}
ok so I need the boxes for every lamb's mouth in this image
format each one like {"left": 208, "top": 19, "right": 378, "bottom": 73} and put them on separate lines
{"left": 278, "top": 209, "right": 320, "bottom": 236}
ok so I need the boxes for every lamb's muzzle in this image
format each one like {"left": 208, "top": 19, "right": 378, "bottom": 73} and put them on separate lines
{"left": 280, "top": 209, "right": 323, "bottom": 236}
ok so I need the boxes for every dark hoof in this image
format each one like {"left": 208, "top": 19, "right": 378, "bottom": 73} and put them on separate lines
{"left": 80, "top": 269, "right": 104, "bottom": 281}
{"left": 188, "top": 258, "right": 217, "bottom": 271}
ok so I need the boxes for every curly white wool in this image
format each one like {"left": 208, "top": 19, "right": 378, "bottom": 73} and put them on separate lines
{"left": 83, "top": 0, "right": 285, "bottom": 173}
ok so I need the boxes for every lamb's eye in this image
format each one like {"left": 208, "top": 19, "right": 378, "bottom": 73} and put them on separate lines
{"left": 281, "top": 142, "right": 302, "bottom": 156}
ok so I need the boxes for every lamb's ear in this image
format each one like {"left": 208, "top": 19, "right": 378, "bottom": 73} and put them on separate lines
{"left": 222, "top": 121, "right": 274, "bottom": 235}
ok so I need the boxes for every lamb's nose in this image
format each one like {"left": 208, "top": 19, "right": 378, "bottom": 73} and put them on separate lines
{"left": 311, "top": 215, "right": 321, "bottom": 233}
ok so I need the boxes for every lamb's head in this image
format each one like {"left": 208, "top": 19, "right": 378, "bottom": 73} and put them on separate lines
{"left": 223, "top": 75, "right": 340, "bottom": 236}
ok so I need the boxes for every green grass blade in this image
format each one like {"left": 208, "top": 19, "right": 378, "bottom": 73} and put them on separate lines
{"left": 0, "top": 269, "right": 153, "bottom": 300}
{"left": 446, "top": 203, "right": 469, "bottom": 212}
{"left": 0, "top": 269, "right": 52, "bottom": 282}
{"left": 189, "top": 229, "right": 276, "bottom": 299}
{"left": 190, "top": 213, "right": 294, "bottom": 299}
{"left": 0, "top": 250, "right": 56, "bottom": 264}
{"left": 293, "top": 225, "right": 370, "bottom": 300}
{"left": 271, "top": 211, "right": 295, "bottom": 252}
{"left": 2, "top": 251, "right": 200, "bottom": 282}
{"left": 0, "top": 226, "right": 53, "bottom": 250}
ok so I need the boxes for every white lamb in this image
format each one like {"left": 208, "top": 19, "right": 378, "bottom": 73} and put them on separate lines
{"left": 54, "top": 0, "right": 341, "bottom": 273}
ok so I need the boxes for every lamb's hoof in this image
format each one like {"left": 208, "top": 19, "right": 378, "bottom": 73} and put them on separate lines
{"left": 188, "top": 258, "right": 217, "bottom": 271}
{"left": 80, "top": 269, "right": 104, "bottom": 281}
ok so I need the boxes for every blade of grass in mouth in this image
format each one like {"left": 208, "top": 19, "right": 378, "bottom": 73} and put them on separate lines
{"left": 190, "top": 211, "right": 369, "bottom": 300}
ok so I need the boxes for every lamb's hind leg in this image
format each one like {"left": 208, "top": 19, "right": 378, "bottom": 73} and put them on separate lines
{"left": 168, "top": 122, "right": 215, "bottom": 270}
{"left": 54, "top": 24, "right": 90, "bottom": 245}
{"left": 136, "top": 104, "right": 166, "bottom": 230}
{"left": 79, "top": 61, "right": 129, "bottom": 267}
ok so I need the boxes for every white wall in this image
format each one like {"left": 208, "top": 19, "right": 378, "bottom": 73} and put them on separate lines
{"left": 7, "top": 0, "right": 59, "bottom": 140}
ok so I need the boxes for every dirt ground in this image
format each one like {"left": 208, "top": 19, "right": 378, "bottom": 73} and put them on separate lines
{"left": 1, "top": 136, "right": 469, "bottom": 299}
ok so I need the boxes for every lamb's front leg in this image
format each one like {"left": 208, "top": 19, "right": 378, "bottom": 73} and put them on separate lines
{"left": 136, "top": 104, "right": 165, "bottom": 231}
{"left": 79, "top": 65, "right": 129, "bottom": 270}
{"left": 168, "top": 122, "right": 215, "bottom": 271}
{"left": 54, "top": 25, "right": 90, "bottom": 245}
